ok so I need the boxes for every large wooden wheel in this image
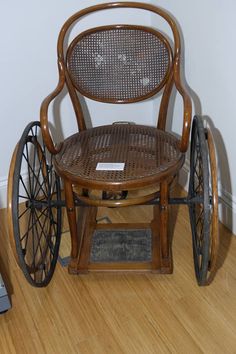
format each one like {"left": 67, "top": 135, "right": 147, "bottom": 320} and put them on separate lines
{"left": 8, "top": 122, "right": 62, "bottom": 287}
{"left": 188, "top": 116, "right": 219, "bottom": 286}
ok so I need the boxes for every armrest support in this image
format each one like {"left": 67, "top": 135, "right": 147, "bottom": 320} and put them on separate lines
{"left": 40, "top": 60, "right": 65, "bottom": 155}
{"left": 174, "top": 56, "right": 192, "bottom": 153}
{"left": 178, "top": 86, "right": 192, "bottom": 153}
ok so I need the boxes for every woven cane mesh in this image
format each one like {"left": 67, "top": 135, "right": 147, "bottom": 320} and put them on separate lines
{"left": 67, "top": 27, "right": 171, "bottom": 102}
{"left": 55, "top": 124, "right": 182, "bottom": 185}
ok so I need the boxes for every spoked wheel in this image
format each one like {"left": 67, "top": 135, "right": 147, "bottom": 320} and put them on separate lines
{"left": 188, "top": 116, "right": 219, "bottom": 286}
{"left": 8, "top": 121, "right": 62, "bottom": 287}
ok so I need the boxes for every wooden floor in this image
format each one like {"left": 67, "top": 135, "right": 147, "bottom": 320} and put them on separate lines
{"left": 0, "top": 188, "right": 236, "bottom": 354}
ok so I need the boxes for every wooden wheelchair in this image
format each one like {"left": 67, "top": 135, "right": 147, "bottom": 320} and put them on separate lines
{"left": 7, "top": 2, "right": 219, "bottom": 287}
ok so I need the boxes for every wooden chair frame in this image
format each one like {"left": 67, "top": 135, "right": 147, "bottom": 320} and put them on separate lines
{"left": 39, "top": 2, "right": 192, "bottom": 275}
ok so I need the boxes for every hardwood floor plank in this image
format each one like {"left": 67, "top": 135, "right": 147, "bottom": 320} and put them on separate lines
{"left": 1, "top": 186, "right": 236, "bottom": 353}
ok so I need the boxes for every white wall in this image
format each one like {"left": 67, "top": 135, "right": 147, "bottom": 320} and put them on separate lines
{"left": 151, "top": 0, "right": 236, "bottom": 233}
{"left": 1, "top": 0, "right": 236, "bottom": 234}
{"left": 0, "top": 0, "right": 152, "bottom": 207}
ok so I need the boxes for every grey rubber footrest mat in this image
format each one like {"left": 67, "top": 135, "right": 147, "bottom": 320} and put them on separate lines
{"left": 90, "top": 229, "right": 152, "bottom": 263}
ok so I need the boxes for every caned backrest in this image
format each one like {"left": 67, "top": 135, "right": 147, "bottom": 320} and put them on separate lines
{"left": 66, "top": 25, "right": 172, "bottom": 103}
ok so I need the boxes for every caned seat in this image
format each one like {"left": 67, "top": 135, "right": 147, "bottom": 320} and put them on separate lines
{"left": 54, "top": 124, "right": 184, "bottom": 190}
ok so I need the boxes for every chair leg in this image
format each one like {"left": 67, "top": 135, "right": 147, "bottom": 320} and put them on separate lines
{"left": 160, "top": 180, "right": 168, "bottom": 258}
{"left": 151, "top": 204, "right": 161, "bottom": 271}
{"left": 76, "top": 206, "right": 97, "bottom": 272}
{"left": 64, "top": 180, "right": 98, "bottom": 274}
{"left": 64, "top": 180, "right": 79, "bottom": 272}
{"left": 159, "top": 180, "right": 173, "bottom": 273}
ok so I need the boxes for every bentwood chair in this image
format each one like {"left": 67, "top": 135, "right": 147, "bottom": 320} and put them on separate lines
{"left": 8, "top": 2, "right": 219, "bottom": 287}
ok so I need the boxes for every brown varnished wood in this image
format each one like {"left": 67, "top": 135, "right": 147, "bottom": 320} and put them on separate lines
{"left": 38, "top": 2, "right": 193, "bottom": 276}
{"left": 88, "top": 262, "right": 152, "bottom": 272}
{"left": 158, "top": 71, "right": 174, "bottom": 130}
{"left": 39, "top": 1, "right": 192, "bottom": 157}
{"left": 69, "top": 187, "right": 174, "bottom": 274}
{"left": 54, "top": 152, "right": 185, "bottom": 193}
{"left": 75, "top": 206, "right": 86, "bottom": 255}
{"left": 150, "top": 204, "right": 161, "bottom": 271}
{"left": 57, "top": 2, "right": 182, "bottom": 59}
{"left": 77, "top": 207, "right": 97, "bottom": 272}
{"left": 160, "top": 180, "right": 169, "bottom": 260}
{"left": 96, "top": 223, "right": 150, "bottom": 230}
{"left": 206, "top": 128, "right": 219, "bottom": 284}
{"left": 40, "top": 60, "right": 65, "bottom": 155}
{"left": 7, "top": 143, "right": 21, "bottom": 267}
{"left": 40, "top": 1, "right": 192, "bottom": 173}
{"left": 75, "top": 191, "right": 160, "bottom": 208}
{"left": 69, "top": 206, "right": 97, "bottom": 274}
{"left": 64, "top": 180, "right": 78, "bottom": 260}
{"left": 56, "top": 2, "right": 192, "bottom": 148}
{"left": 64, "top": 69, "right": 86, "bottom": 131}
{"left": 174, "top": 55, "right": 192, "bottom": 153}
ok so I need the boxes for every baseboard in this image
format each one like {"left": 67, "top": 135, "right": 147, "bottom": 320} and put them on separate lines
{"left": 0, "top": 177, "right": 8, "bottom": 209}
{"left": 0, "top": 170, "right": 33, "bottom": 210}
{"left": 218, "top": 187, "right": 236, "bottom": 235}
{"left": 179, "top": 159, "right": 236, "bottom": 235}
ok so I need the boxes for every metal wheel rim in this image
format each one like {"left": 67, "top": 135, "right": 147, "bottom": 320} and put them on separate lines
{"left": 10, "top": 121, "right": 61, "bottom": 287}
{"left": 189, "top": 117, "right": 210, "bottom": 286}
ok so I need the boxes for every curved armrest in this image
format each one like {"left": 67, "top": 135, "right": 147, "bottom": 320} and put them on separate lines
{"left": 174, "top": 57, "right": 192, "bottom": 153}
{"left": 178, "top": 87, "right": 192, "bottom": 153}
{"left": 40, "top": 60, "right": 65, "bottom": 155}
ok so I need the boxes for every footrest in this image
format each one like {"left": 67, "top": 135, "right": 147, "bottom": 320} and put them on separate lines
{"left": 90, "top": 229, "right": 152, "bottom": 263}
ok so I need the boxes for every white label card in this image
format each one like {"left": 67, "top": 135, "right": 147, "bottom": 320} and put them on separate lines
{"left": 96, "top": 162, "right": 125, "bottom": 171}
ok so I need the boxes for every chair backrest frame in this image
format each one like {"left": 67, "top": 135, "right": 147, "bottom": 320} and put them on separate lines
{"left": 40, "top": 2, "right": 191, "bottom": 154}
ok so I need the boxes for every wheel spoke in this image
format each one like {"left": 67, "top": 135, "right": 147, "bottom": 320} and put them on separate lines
{"left": 32, "top": 136, "right": 38, "bottom": 196}
{"left": 18, "top": 195, "right": 30, "bottom": 200}
{"left": 19, "top": 206, "right": 48, "bottom": 242}
{"left": 35, "top": 207, "right": 56, "bottom": 255}
{"left": 18, "top": 204, "right": 31, "bottom": 219}
{"left": 20, "top": 208, "right": 33, "bottom": 246}
{"left": 25, "top": 141, "right": 33, "bottom": 198}
{"left": 196, "top": 206, "right": 204, "bottom": 226}
{"left": 19, "top": 175, "right": 31, "bottom": 199}
{"left": 32, "top": 224, "right": 50, "bottom": 276}
{"left": 32, "top": 150, "right": 48, "bottom": 199}
{"left": 31, "top": 212, "right": 36, "bottom": 278}
{"left": 30, "top": 211, "right": 45, "bottom": 268}
{"left": 22, "top": 152, "right": 48, "bottom": 200}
